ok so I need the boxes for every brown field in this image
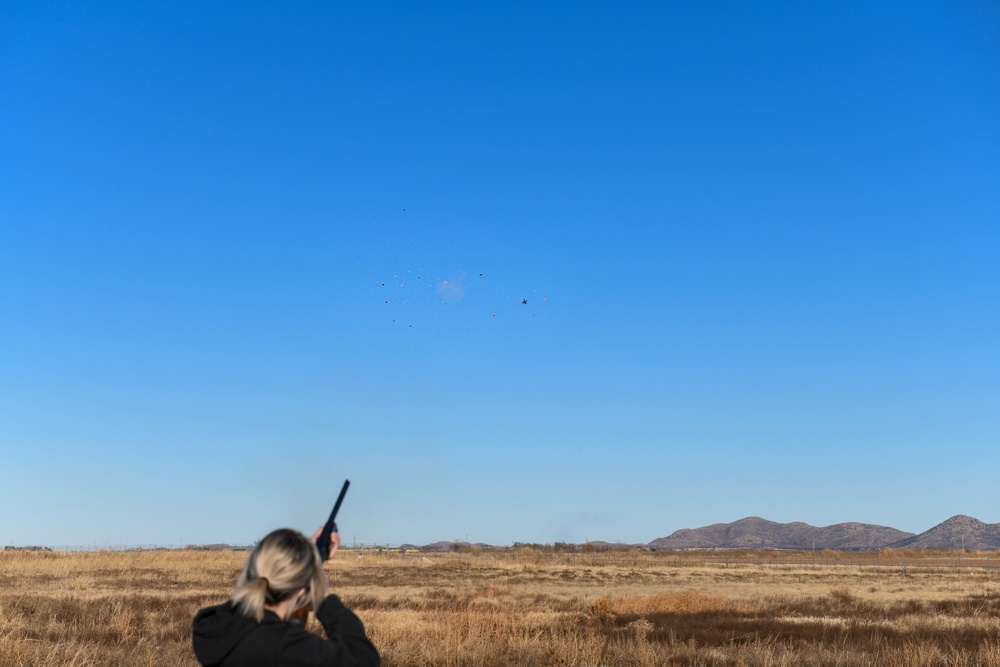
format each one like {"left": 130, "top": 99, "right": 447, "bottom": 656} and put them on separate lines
{"left": 3, "top": 547, "right": 1000, "bottom": 666}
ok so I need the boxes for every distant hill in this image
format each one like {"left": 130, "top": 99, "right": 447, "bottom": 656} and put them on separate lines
{"left": 420, "top": 541, "right": 455, "bottom": 552}
{"left": 648, "top": 516, "right": 914, "bottom": 550}
{"left": 889, "top": 515, "right": 1000, "bottom": 550}
{"left": 420, "top": 540, "right": 492, "bottom": 552}
{"left": 581, "top": 540, "right": 647, "bottom": 550}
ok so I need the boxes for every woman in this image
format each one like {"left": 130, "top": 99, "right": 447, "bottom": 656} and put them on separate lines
{"left": 192, "top": 528, "right": 380, "bottom": 667}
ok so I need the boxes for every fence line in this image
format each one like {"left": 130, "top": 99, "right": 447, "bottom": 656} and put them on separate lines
{"left": 6, "top": 544, "right": 999, "bottom": 574}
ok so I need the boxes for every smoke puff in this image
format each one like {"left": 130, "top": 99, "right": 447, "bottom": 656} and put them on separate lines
{"left": 436, "top": 272, "right": 466, "bottom": 300}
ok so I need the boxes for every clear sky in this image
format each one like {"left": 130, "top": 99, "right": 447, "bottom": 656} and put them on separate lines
{"left": 2, "top": 1, "right": 998, "bottom": 547}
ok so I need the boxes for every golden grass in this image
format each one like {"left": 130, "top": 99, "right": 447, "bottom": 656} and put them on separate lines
{"left": 3, "top": 548, "right": 1000, "bottom": 665}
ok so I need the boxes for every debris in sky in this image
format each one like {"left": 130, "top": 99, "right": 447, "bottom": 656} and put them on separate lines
{"left": 379, "top": 268, "right": 547, "bottom": 328}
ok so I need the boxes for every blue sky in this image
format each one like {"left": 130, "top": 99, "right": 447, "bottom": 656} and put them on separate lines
{"left": 2, "top": 1, "right": 998, "bottom": 547}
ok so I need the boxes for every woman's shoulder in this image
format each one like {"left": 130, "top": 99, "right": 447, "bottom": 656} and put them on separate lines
{"left": 281, "top": 606, "right": 380, "bottom": 667}
{"left": 193, "top": 602, "right": 267, "bottom": 666}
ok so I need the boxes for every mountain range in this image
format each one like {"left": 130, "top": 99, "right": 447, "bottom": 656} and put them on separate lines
{"left": 418, "top": 516, "right": 1000, "bottom": 551}
{"left": 647, "top": 515, "right": 1000, "bottom": 550}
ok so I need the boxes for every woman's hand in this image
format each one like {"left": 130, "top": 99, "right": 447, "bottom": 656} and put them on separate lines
{"left": 310, "top": 526, "right": 341, "bottom": 559}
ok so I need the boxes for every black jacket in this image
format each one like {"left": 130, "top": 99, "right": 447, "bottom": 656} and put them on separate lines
{"left": 192, "top": 595, "right": 380, "bottom": 667}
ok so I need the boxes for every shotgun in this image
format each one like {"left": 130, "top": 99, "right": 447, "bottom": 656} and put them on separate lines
{"left": 316, "top": 480, "right": 350, "bottom": 561}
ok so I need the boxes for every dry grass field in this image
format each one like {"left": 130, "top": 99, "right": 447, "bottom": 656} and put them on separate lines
{"left": 3, "top": 547, "right": 1000, "bottom": 666}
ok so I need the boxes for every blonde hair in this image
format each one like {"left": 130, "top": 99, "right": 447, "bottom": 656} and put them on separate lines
{"left": 231, "top": 528, "right": 327, "bottom": 622}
